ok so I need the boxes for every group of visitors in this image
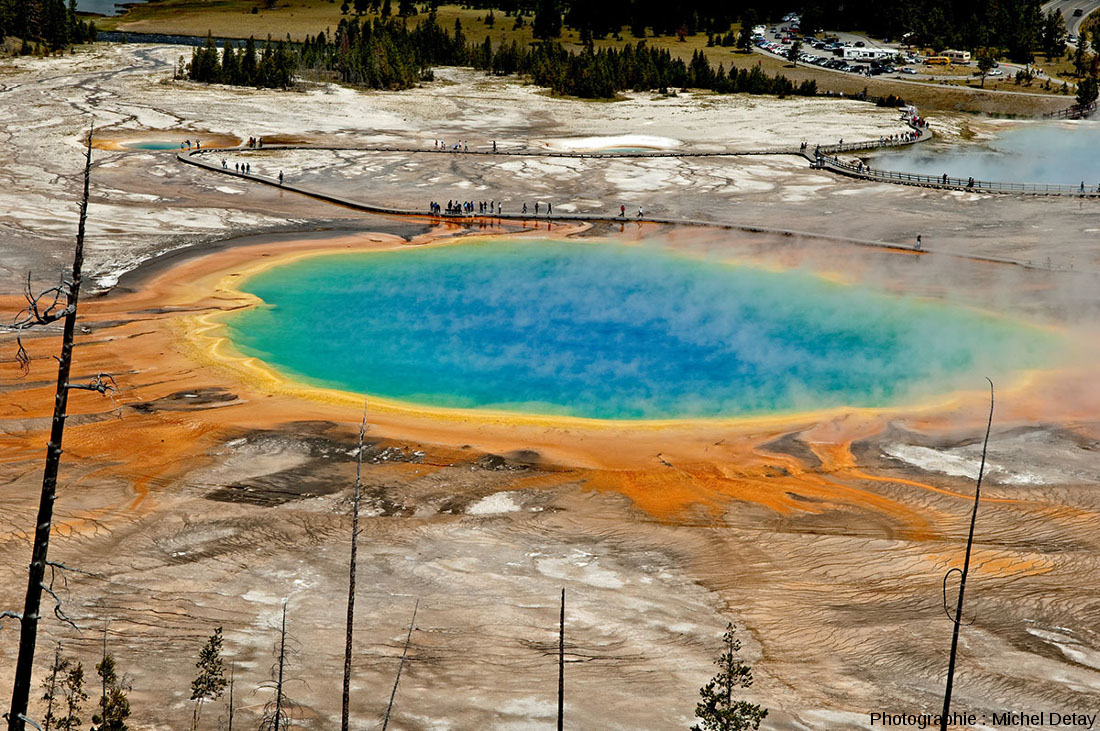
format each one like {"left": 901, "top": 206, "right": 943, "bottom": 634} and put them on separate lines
{"left": 246, "top": 136, "right": 264, "bottom": 148}
{"left": 434, "top": 139, "right": 470, "bottom": 152}
{"left": 181, "top": 139, "right": 201, "bottom": 150}
{"left": 877, "top": 131, "right": 918, "bottom": 145}
{"left": 221, "top": 160, "right": 253, "bottom": 175}
{"left": 431, "top": 200, "right": 503, "bottom": 216}
{"left": 521, "top": 202, "right": 556, "bottom": 216}
{"left": 430, "top": 140, "right": 502, "bottom": 152}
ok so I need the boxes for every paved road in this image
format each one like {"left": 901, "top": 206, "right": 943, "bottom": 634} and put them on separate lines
{"left": 1043, "top": 0, "right": 1100, "bottom": 40}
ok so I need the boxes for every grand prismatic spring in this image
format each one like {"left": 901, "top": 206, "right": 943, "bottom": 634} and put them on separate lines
{"left": 3, "top": 18, "right": 1100, "bottom": 731}
{"left": 223, "top": 239, "right": 1054, "bottom": 420}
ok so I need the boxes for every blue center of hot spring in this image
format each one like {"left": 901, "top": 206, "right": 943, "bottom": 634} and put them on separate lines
{"left": 124, "top": 140, "right": 182, "bottom": 150}
{"left": 225, "top": 240, "right": 1049, "bottom": 420}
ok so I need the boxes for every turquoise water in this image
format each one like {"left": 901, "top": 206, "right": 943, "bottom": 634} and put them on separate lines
{"left": 124, "top": 140, "right": 181, "bottom": 151}
{"left": 876, "top": 123, "right": 1100, "bottom": 184}
{"left": 225, "top": 240, "right": 1051, "bottom": 420}
{"left": 597, "top": 147, "right": 658, "bottom": 154}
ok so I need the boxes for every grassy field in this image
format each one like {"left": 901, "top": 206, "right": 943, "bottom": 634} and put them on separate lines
{"left": 95, "top": 0, "right": 1071, "bottom": 115}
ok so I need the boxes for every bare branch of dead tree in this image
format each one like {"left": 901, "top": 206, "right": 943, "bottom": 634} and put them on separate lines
{"left": 939, "top": 378, "right": 994, "bottom": 731}
{"left": 6, "top": 124, "right": 105, "bottom": 731}
{"left": 341, "top": 404, "right": 369, "bottom": 731}
{"left": 381, "top": 598, "right": 419, "bottom": 731}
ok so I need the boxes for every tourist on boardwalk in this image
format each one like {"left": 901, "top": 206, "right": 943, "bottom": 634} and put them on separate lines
{"left": 547, "top": 203, "right": 552, "bottom": 215}
{"left": 1081, "top": 181, "right": 1086, "bottom": 193}
{"left": 235, "top": 162, "right": 240, "bottom": 173}
{"left": 492, "top": 141, "right": 497, "bottom": 152}
{"left": 279, "top": 170, "right": 284, "bottom": 185}
{"left": 523, "top": 203, "right": 528, "bottom": 214}
{"left": 916, "top": 235, "right": 922, "bottom": 250}
{"left": 535, "top": 202, "right": 540, "bottom": 215}
{"left": 942, "top": 173, "right": 948, "bottom": 184}
{"left": 638, "top": 206, "right": 643, "bottom": 218}
{"left": 620, "top": 205, "right": 626, "bottom": 217}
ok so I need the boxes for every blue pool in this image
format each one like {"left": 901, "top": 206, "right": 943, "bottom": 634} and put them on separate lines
{"left": 224, "top": 239, "right": 1052, "bottom": 420}
{"left": 123, "top": 140, "right": 182, "bottom": 151}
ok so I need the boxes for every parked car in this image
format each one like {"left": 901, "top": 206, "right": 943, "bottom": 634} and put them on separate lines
{"left": 854, "top": 40, "right": 866, "bottom": 47}
{"left": 901, "top": 67, "right": 918, "bottom": 74}
{"left": 988, "top": 69, "right": 1003, "bottom": 76}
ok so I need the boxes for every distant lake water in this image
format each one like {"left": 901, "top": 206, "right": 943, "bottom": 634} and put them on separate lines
{"left": 873, "top": 122, "right": 1100, "bottom": 185}
{"left": 77, "top": 0, "right": 148, "bottom": 16}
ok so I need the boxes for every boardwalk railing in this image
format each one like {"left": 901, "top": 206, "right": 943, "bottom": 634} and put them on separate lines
{"left": 1043, "top": 101, "right": 1097, "bottom": 120}
{"left": 819, "top": 155, "right": 1100, "bottom": 195}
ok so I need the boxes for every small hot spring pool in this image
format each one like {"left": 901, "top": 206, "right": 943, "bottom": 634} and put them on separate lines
{"left": 874, "top": 122, "right": 1100, "bottom": 185}
{"left": 123, "top": 140, "right": 182, "bottom": 151}
{"left": 224, "top": 240, "right": 1053, "bottom": 420}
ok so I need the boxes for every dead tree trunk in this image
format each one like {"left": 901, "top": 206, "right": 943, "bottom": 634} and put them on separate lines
{"left": 381, "top": 599, "right": 418, "bottom": 731}
{"left": 939, "top": 379, "right": 994, "bottom": 731}
{"left": 6, "top": 131, "right": 95, "bottom": 731}
{"left": 226, "top": 665, "right": 234, "bottom": 731}
{"left": 274, "top": 602, "right": 287, "bottom": 731}
{"left": 558, "top": 588, "right": 565, "bottom": 731}
{"left": 341, "top": 407, "right": 368, "bottom": 731}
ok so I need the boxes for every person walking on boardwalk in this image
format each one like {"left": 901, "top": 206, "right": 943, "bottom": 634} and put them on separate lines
{"left": 638, "top": 206, "right": 643, "bottom": 218}
{"left": 493, "top": 141, "right": 497, "bottom": 152}
{"left": 535, "top": 202, "right": 540, "bottom": 215}
{"left": 916, "top": 234, "right": 922, "bottom": 250}
{"left": 523, "top": 203, "right": 528, "bottom": 214}
{"left": 620, "top": 204, "right": 626, "bottom": 217}
{"left": 279, "top": 170, "right": 284, "bottom": 185}
{"left": 547, "top": 202, "right": 552, "bottom": 216}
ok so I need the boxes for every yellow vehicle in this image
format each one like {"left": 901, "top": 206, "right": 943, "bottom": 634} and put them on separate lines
{"left": 924, "top": 56, "right": 951, "bottom": 65}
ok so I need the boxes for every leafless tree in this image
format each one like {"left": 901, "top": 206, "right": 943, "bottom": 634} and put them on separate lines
{"left": 381, "top": 599, "right": 419, "bottom": 731}
{"left": 5, "top": 128, "right": 114, "bottom": 731}
{"left": 225, "top": 664, "right": 234, "bottom": 731}
{"left": 558, "top": 588, "right": 565, "bottom": 731}
{"left": 939, "top": 379, "right": 994, "bottom": 731}
{"left": 259, "top": 601, "right": 296, "bottom": 731}
{"left": 341, "top": 406, "right": 369, "bottom": 731}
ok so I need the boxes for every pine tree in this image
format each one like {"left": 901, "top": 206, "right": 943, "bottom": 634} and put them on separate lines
{"left": 533, "top": 0, "right": 561, "bottom": 39}
{"left": 737, "top": 10, "right": 755, "bottom": 52}
{"left": 91, "top": 651, "right": 130, "bottom": 731}
{"left": 190, "top": 627, "right": 229, "bottom": 730}
{"left": 1077, "top": 73, "right": 1099, "bottom": 107}
{"left": 58, "top": 663, "right": 88, "bottom": 731}
{"left": 240, "top": 36, "right": 258, "bottom": 85}
{"left": 691, "top": 623, "right": 767, "bottom": 731}
{"left": 41, "top": 643, "right": 70, "bottom": 731}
